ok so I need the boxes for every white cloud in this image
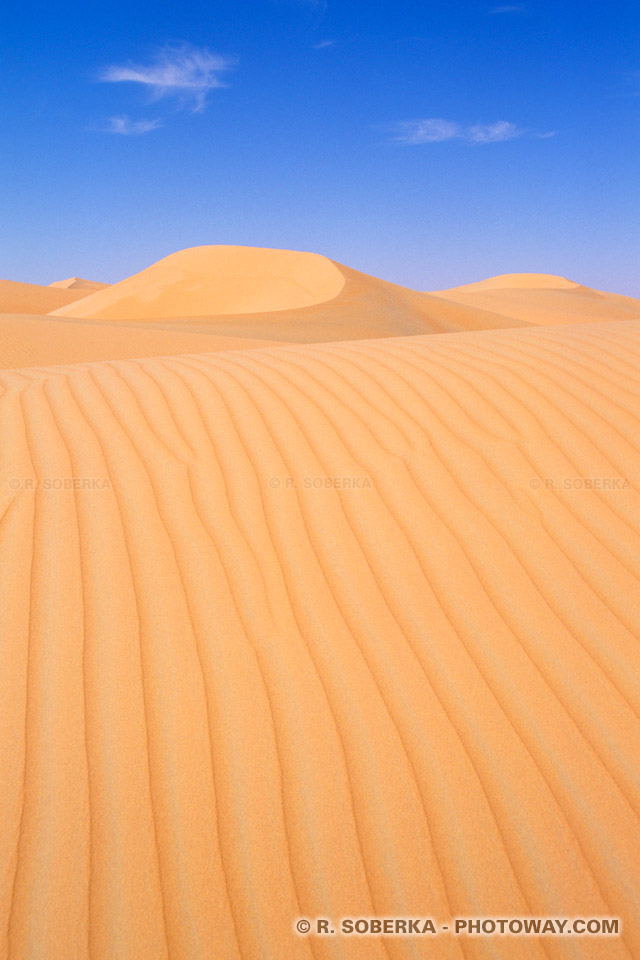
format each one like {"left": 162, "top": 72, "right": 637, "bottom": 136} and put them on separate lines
{"left": 391, "top": 119, "right": 461, "bottom": 143}
{"left": 104, "top": 115, "right": 162, "bottom": 135}
{"left": 314, "top": 39, "right": 336, "bottom": 49}
{"left": 100, "top": 44, "right": 236, "bottom": 112}
{"left": 466, "top": 120, "right": 522, "bottom": 143}
{"left": 391, "top": 118, "right": 523, "bottom": 145}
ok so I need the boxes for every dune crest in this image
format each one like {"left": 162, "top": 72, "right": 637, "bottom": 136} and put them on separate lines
{"left": 433, "top": 272, "right": 640, "bottom": 325}
{"left": 49, "top": 277, "right": 109, "bottom": 292}
{"left": 434, "top": 272, "right": 580, "bottom": 292}
{"left": 50, "top": 245, "right": 347, "bottom": 320}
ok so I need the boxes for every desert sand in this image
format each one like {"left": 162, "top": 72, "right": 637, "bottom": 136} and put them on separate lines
{"left": 1, "top": 247, "right": 639, "bottom": 960}
{"left": 433, "top": 272, "right": 640, "bottom": 326}
{"left": 0, "top": 279, "right": 103, "bottom": 316}
{"left": 49, "top": 277, "right": 110, "bottom": 292}
{"left": 49, "top": 245, "right": 531, "bottom": 340}
{"left": 2, "top": 247, "right": 543, "bottom": 369}
{"left": 0, "top": 313, "right": 289, "bottom": 370}
{"left": 50, "top": 246, "right": 348, "bottom": 319}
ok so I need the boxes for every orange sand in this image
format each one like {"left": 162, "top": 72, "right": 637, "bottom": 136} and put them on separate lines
{"left": 0, "top": 314, "right": 289, "bottom": 369}
{"left": 50, "top": 246, "right": 347, "bottom": 319}
{"left": 49, "top": 277, "right": 110, "bottom": 292}
{"left": 0, "top": 279, "right": 100, "bottom": 315}
{"left": 50, "top": 245, "right": 526, "bottom": 339}
{"left": 433, "top": 272, "right": 640, "bottom": 325}
{"left": 1, "top": 248, "right": 639, "bottom": 960}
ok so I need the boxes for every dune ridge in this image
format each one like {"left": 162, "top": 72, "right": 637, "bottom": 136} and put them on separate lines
{"left": 1, "top": 252, "right": 556, "bottom": 369}
{"left": 45, "top": 246, "right": 640, "bottom": 361}
{"left": 0, "top": 280, "right": 100, "bottom": 316}
{"left": 435, "top": 273, "right": 581, "bottom": 291}
{"left": 1, "top": 318, "right": 639, "bottom": 958}
{"left": 0, "top": 281, "right": 520, "bottom": 368}
{"left": 49, "top": 245, "right": 529, "bottom": 337}
{"left": 51, "top": 248, "right": 640, "bottom": 335}
{"left": 50, "top": 246, "right": 347, "bottom": 319}
{"left": 433, "top": 273, "right": 640, "bottom": 326}
{"left": 49, "top": 278, "right": 110, "bottom": 292}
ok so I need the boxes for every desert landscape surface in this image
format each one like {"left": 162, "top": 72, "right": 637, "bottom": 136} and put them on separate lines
{"left": 1, "top": 245, "right": 639, "bottom": 959}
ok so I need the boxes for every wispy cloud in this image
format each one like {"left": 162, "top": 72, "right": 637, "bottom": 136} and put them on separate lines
{"left": 490, "top": 4, "right": 526, "bottom": 13}
{"left": 466, "top": 121, "right": 522, "bottom": 143}
{"left": 390, "top": 118, "right": 523, "bottom": 145}
{"left": 393, "top": 118, "right": 460, "bottom": 143}
{"left": 314, "top": 39, "right": 336, "bottom": 49}
{"left": 103, "top": 115, "right": 163, "bottom": 135}
{"left": 99, "top": 44, "right": 236, "bottom": 113}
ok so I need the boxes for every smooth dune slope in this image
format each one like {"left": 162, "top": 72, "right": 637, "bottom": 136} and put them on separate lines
{"left": 433, "top": 273, "right": 640, "bottom": 325}
{"left": 50, "top": 245, "right": 347, "bottom": 319}
{"left": 0, "top": 279, "right": 98, "bottom": 315}
{"left": 0, "top": 313, "right": 288, "bottom": 369}
{"left": 1, "top": 319, "right": 639, "bottom": 959}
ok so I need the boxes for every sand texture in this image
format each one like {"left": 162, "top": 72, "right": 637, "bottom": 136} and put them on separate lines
{"left": 0, "top": 293, "right": 639, "bottom": 958}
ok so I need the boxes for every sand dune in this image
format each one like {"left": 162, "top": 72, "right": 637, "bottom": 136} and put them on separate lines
{"left": 51, "top": 245, "right": 348, "bottom": 319}
{"left": 49, "top": 277, "right": 110, "bottom": 292}
{"left": 50, "top": 245, "right": 531, "bottom": 343}
{"left": 439, "top": 273, "right": 582, "bottom": 291}
{"left": 0, "top": 314, "right": 288, "bottom": 370}
{"left": 433, "top": 272, "right": 640, "bottom": 325}
{"left": 1, "top": 317, "right": 638, "bottom": 959}
{"left": 51, "top": 247, "right": 640, "bottom": 343}
{"left": 5, "top": 252, "right": 561, "bottom": 370}
{"left": 0, "top": 279, "right": 99, "bottom": 315}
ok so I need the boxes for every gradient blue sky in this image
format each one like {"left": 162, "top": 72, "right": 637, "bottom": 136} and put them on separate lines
{"left": 1, "top": 0, "right": 639, "bottom": 293}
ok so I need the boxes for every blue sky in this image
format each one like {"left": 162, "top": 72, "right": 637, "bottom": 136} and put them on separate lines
{"left": 1, "top": 0, "right": 639, "bottom": 294}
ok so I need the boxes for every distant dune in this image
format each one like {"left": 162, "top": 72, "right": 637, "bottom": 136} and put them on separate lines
{"left": 0, "top": 279, "right": 98, "bottom": 315}
{"left": 49, "top": 277, "right": 110, "bottom": 292}
{"left": 433, "top": 272, "right": 640, "bottom": 325}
